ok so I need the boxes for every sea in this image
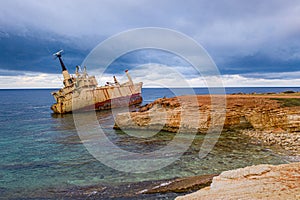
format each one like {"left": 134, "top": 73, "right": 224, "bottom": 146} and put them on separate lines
{"left": 0, "top": 87, "right": 299, "bottom": 199}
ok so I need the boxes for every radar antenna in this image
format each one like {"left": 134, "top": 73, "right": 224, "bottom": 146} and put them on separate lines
{"left": 53, "top": 50, "right": 67, "bottom": 71}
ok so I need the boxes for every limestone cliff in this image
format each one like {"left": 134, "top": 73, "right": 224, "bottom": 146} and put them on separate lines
{"left": 114, "top": 95, "right": 300, "bottom": 133}
{"left": 175, "top": 162, "right": 300, "bottom": 200}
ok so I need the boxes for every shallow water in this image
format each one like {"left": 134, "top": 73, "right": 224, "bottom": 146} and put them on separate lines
{"left": 0, "top": 87, "right": 299, "bottom": 199}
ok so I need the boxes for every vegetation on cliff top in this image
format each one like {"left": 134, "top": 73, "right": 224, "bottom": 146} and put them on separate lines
{"left": 271, "top": 98, "right": 300, "bottom": 107}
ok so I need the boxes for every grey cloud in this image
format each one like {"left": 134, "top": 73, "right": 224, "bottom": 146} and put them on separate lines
{"left": 0, "top": 69, "right": 26, "bottom": 76}
{"left": 2, "top": 0, "right": 299, "bottom": 39}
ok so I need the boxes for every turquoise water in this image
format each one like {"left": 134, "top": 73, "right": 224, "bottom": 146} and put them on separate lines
{"left": 0, "top": 87, "right": 299, "bottom": 199}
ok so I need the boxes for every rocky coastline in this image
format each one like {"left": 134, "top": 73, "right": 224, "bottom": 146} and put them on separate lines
{"left": 114, "top": 93, "right": 300, "bottom": 155}
{"left": 112, "top": 92, "right": 300, "bottom": 199}
{"left": 28, "top": 162, "right": 300, "bottom": 199}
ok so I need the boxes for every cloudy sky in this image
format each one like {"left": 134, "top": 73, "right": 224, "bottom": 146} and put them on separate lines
{"left": 0, "top": 0, "right": 300, "bottom": 88}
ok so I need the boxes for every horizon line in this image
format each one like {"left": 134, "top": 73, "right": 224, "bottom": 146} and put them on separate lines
{"left": 0, "top": 86, "right": 300, "bottom": 90}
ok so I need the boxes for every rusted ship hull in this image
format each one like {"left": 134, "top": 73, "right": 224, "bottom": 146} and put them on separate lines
{"left": 75, "top": 93, "right": 142, "bottom": 112}
{"left": 51, "top": 82, "right": 143, "bottom": 114}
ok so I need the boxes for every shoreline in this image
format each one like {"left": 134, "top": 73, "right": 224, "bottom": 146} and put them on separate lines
{"left": 112, "top": 92, "right": 300, "bottom": 198}
{"left": 114, "top": 93, "right": 300, "bottom": 152}
{"left": 9, "top": 162, "right": 299, "bottom": 200}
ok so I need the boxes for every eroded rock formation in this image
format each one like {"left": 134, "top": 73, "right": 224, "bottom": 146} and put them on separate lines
{"left": 114, "top": 95, "right": 300, "bottom": 133}
{"left": 175, "top": 162, "right": 300, "bottom": 200}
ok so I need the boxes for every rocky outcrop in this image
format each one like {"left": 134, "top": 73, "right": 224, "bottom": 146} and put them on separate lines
{"left": 114, "top": 96, "right": 202, "bottom": 133}
{"left": 114, "top": 95, "right": 300, "bottom": 155}
{"left": 137, "top": 174, "right": 217, "bottom": 194}
{"left": 114, "top": 95, "right": 300, "bottom": 133}
{"left": 242, "top": 129, "right": 300, "bottom": 155}
{"left": 175, "top": 162, "right": 300, "bottom": 200}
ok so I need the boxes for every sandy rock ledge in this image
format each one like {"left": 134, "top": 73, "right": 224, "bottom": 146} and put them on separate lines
{"left": 175, "top": 162, "right": 300, "bottom": 200}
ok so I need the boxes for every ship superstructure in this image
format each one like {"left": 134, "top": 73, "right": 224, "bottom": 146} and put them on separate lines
{"left": 51, "top": 50, "right": 143, "bottom": 113}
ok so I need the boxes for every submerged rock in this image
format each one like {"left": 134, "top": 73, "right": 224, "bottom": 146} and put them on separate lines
{"left": 139, "top": 174, "right": 217, "bottom": 194}
{"left": 241, "top": 129, "right": 300, "bottom": 155}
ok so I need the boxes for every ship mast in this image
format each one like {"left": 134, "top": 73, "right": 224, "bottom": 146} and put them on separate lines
{"left": 53, "top": 50, "right": 73, "bottom": 87}
{"left": 125, "top": 69, "right": 133, "bottom": 85}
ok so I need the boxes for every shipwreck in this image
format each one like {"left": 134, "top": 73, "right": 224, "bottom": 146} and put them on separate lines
{"left": 51, "top": 50, "right": 143, "bottom": 114}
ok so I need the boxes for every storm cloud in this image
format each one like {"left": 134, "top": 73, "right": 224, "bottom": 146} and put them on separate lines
{"left": 0, "top": 0, "right": 300, "bottom": 87}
